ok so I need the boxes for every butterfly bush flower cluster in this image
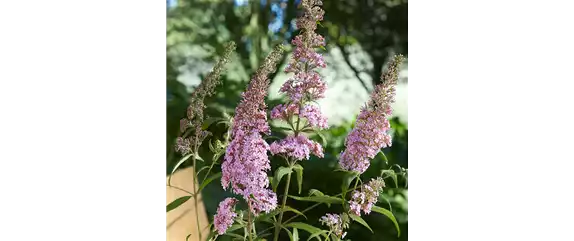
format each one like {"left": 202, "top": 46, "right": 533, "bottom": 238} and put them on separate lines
{"left": 167, "top": 1, "right": 407, "bottom": 239}
{"left": 339, "top": 55, "right": 404, "bottom": 173}
{"left": 220, "top": 46, "right": 284, "bottom": 216}
{"left": 269, "top": 0, "right": 327, "bottom": 161}
{"left": 176, "top": 42, "right": 236, "bottom": 155}
{"left": 349, "top": 177, "right": 386, "bottom": 216}
{"left": 214, "top": 198, "right": 238, "bottom": 235}
{"left": 320, "top": 213, "right": 346, "bottom": 239}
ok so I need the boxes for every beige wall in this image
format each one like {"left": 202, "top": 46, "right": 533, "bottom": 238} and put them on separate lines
{"left": 167, "top": 167, "right": 209, "bottom": 241}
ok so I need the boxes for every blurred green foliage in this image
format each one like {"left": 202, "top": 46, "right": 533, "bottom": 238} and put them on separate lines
{"left": 167, "top": 0, "right": 407, "bottom": 240}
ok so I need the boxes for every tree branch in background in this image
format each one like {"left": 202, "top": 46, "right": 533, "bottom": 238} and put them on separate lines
{"left": 335, "top": 38, "right": 370, "bottom": 92}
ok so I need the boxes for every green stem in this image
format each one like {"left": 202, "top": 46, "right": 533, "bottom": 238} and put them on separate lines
{"left": 353, "top": 176, "right": 360, "bottom": 190}
{"left": 201, "top": 158, "right": 217, "bottom": 184}
{"left": 191, "top": 154, "right": 203, "bottom": 241}
{"left": 294, "top": 115, "right": 301, "bottom": 136}
{"left": 248, "top": 207, "right": 253, "bottom": 241}
{"left": 273, "top": 166, "right": 293, "bottom": 241}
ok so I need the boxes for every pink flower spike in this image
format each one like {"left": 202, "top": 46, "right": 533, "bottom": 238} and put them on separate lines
{"left": 269, "top": 135, "right": 324, "bottom": 160}
{"left": 339, "top": 55, "right": 404, "bottom": 174}
{"left": 214, "top": 198, "right": 238, "bottom": 235}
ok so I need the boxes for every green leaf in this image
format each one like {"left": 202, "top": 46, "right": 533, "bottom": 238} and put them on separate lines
{"left": 273, "top": 166, "right": 293, "bottom": 192}
{"left": 282, "top": 206, "right": 307, "bottom": 219}
{"left": 268, "top": 176, "right": 274, "bottom": 186}
{"left": 198, "top": 172, "right": 222, "bottom": 193}
{"left": 257, "top": 208, "right": 282, "bottom": 222}
{"left": 195, "top": 165, "right": 211, "bottom": 177}
{"left": 306, "top": 230, "right": 329, "bottom": 241}
{"left": 226, "top": 224, "right": 244, "bottom": 233}
{"left": 292, "top": 164, "right": 304, "bottom": 194}
{"left": 341, "top": 171, "right": 358, "bottom": 194}
{"left": 208, "top": 139, "right": 217, "bottom": 153}
{"left": 168, "top": 153, "right": 193, "bottom": 186}
{"left": 293, "top": 228, "right": 299, "bottom": 241}
{"left": 195, "top": 153, "right": 205, "bottom": 162}
{"left": 308, "top": 189, "right": 324, "bottom": 197}
{"left": 166, "top": 195, "right": 191, "bottom": 212}
{"left": 315, "top": 130, "right": 327, "bottom": 147}
{"left": 378, "top": 193, "right": 393, "bottom": 212}
{"left": 289, "top": 195, "right": 343, "bottom": 206}
{"left": 349, "top": 214, "right": 373, "bottom": 233}
{"left": 255, "top": 233, "right": 271, "bottom": 241}
{"left": 257, "top": 206, "right": 306, "bottom": 221}
{"left": 371, "top": 206, "right": 401, "bottom": 237}
{"left": 285, "top": 223, "right": 324, "bottom": 240}
{"left": 222, "top": 233, "right": 244, "bottom": 239}
{"left": 202, "top": 117, "right": 227, "bottom": 130}
{"left": 185, "top": 234, "right": 191, "bottom": 241}
{"left": 381, "top": 169, "right": 398, "bottom": 188}
{"left": 379, "top": 150, "right": 389, "bottom": 165}
{"left": 281, "top": 226, "right": 293, "bottom": 241}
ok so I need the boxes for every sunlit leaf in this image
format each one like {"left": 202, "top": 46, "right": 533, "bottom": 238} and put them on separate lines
{"left": 341, "top": 171, "right": 358, "bottom": 194}
{"left": 168, "top": 153, "right": 193, "bottom": 186}
{"left": 349, "top": 214, "right": 373, "bottom": 233}
{"left": 268, "top": 176, "right": 274, "bottom": 187}
{"left": 292, "top": 164, "right": 304, "bottom": 194}
{"left": 371, "top": 206, "right": 401, "bottom": 237}
{"left": 195, "top": 153, "right": 205, "bottom": 162}
{"left": 288, "top": 195, "right": 343, "bottom": 205}
{"left": 379, "top": 150, "right": 389, "bottom": 165}
{"left": 282, "top": 226, "right": 294, "bottom": 241}
{"left": 273, "top": 166, "right": 293, "bottom": 192}
{"left": 307, "top": 230, "right": 329, "bottom": 241}
{"left": 285, "top": 223, "right": 324, "bottom": 241}
{"left": 315, "top": 130, "right": 327, "bottom": 147}
{"left": 378, "top": 193, "right": 393, "bottom": 212}
{"left": 282, "top": 206, "right": 307, "bottom": 219}
{"left": 308, "top": 189, "right": 324, "bottom": 197}
{"left": 292, "top": 228, "right": 299, "bottom": 241}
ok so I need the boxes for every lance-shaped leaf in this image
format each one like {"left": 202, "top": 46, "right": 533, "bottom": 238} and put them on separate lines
{"left": 292, "top": 164, "right": 304, "bottom": 194}
{"left": 372, "top": 206, "right": 401, "bottom": 237}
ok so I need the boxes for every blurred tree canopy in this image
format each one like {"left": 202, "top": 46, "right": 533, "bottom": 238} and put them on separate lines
{"left": 167, "top": 0, "right": 407, "bottom": 240}
{"left": 167, "top": 0, "right": 407, "bottom": 88}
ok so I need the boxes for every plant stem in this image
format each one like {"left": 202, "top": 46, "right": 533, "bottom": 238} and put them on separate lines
{"left": 201, "top": 158, "right": 218, "bottom": 184}
{"left": 248, "top": 207, "right": 253, "bottom": 241}
{"left": 191, "top": 154, "right": 203, "bottom": 241}
{"left": 353, "top": 177, "right": 360, "bottom": 190}
{"left": 295, "top": 116, "right": 301, "bottom": 136}
{"left": 273, "top": 164, "right": 293, "bottom": 241}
